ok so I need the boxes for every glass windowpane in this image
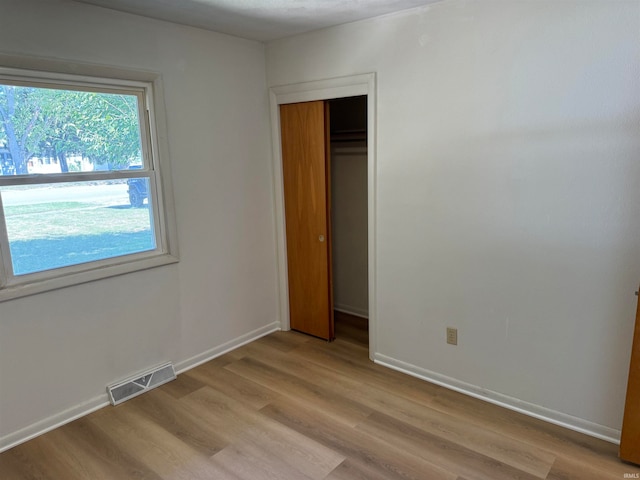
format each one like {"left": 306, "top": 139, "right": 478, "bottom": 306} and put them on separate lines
{"left": 0, "top": 84, "right": 143, "bottom": 175}
{"left": 1, "top": 180, "right": 155, "bottom": 275}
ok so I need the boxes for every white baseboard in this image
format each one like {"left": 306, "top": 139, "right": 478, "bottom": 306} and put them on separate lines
{"left": 0, "top": 321, "right": 280, "bottom": 453}
{"left": 374, "top": 353, "right": 621, "bottom": 445}
{"left": 0, "top": 394, "right": 109, "bottom": 453}
{"left": 334, "top": 304, "right": 369, "bottom": 319}
{"left": 174, "top": 321, "right": 280, "bottom": 373}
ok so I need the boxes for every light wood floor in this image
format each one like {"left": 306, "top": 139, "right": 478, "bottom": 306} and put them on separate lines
{"left": 1, "top": 312, "right": 638, "bottom": 479}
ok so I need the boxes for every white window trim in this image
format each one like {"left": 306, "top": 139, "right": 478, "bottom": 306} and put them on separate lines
{"left": 0, "top": 57, "right": 179, "bottom": 302}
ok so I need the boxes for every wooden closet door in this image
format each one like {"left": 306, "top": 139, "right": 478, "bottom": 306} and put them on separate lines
{"left": 280, "top": 101, "right": 334, "bottom": 340}
{"left": 621, "top": 290, "right": 640, "bottom": 464}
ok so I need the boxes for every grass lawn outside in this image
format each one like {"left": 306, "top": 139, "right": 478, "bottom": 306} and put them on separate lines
{"left": 3, "top": 198, "right": 155, "bottom": 275}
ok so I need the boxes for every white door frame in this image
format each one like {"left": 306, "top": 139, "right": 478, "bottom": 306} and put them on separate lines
{"left": 269, "top": 73, "right": 377, "bottom": 360}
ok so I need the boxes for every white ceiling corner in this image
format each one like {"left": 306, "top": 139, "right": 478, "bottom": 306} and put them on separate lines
{"left": 70, "top": 0, "right": 441, "bottom": 42}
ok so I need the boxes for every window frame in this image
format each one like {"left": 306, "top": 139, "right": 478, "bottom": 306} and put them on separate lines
{"left": 0, "top": 63, "right": 178, "bottom": 302}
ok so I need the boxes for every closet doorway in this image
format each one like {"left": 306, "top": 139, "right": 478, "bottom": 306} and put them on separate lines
{"left": 271, "top": 74, "right": 376, "bottom": 357}
{"left": 279, "top": 97, "right": 368, "bottom": 342}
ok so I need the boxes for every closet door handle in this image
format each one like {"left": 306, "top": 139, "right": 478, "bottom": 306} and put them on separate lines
{"left": 319, "top": 235, "right": 325, "bottom": 242}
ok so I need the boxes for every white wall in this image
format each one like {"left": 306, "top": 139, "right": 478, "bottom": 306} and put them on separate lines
{"left": 267, "top": 0, "right": 640, "bottom": 437}
{"left": 0, "top": 0, "right": 278, "bottom": 447}
{"left": 331, "top": 142, "right": 369, "bottom": 317}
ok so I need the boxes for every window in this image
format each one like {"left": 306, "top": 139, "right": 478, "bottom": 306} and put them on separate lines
{"left": 0, "top": 66, "right": 177, "bottom": 300}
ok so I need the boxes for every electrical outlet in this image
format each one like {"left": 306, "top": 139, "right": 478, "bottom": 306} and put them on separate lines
{"left": 446, "top": 327, "right": 458, "bottom": 345}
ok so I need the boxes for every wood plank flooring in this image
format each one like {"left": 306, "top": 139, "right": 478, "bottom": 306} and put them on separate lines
{"left": 1, "top": 312, "right": 638, "bottom": 479}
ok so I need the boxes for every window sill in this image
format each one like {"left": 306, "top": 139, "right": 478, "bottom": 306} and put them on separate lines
{"left": 0, "top": 253, "right": 179, "bottom": 303}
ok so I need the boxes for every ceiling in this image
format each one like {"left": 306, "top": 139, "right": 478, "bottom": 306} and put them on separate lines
{"left": 72, "top": 0, "right": 441, "bottom": 42}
